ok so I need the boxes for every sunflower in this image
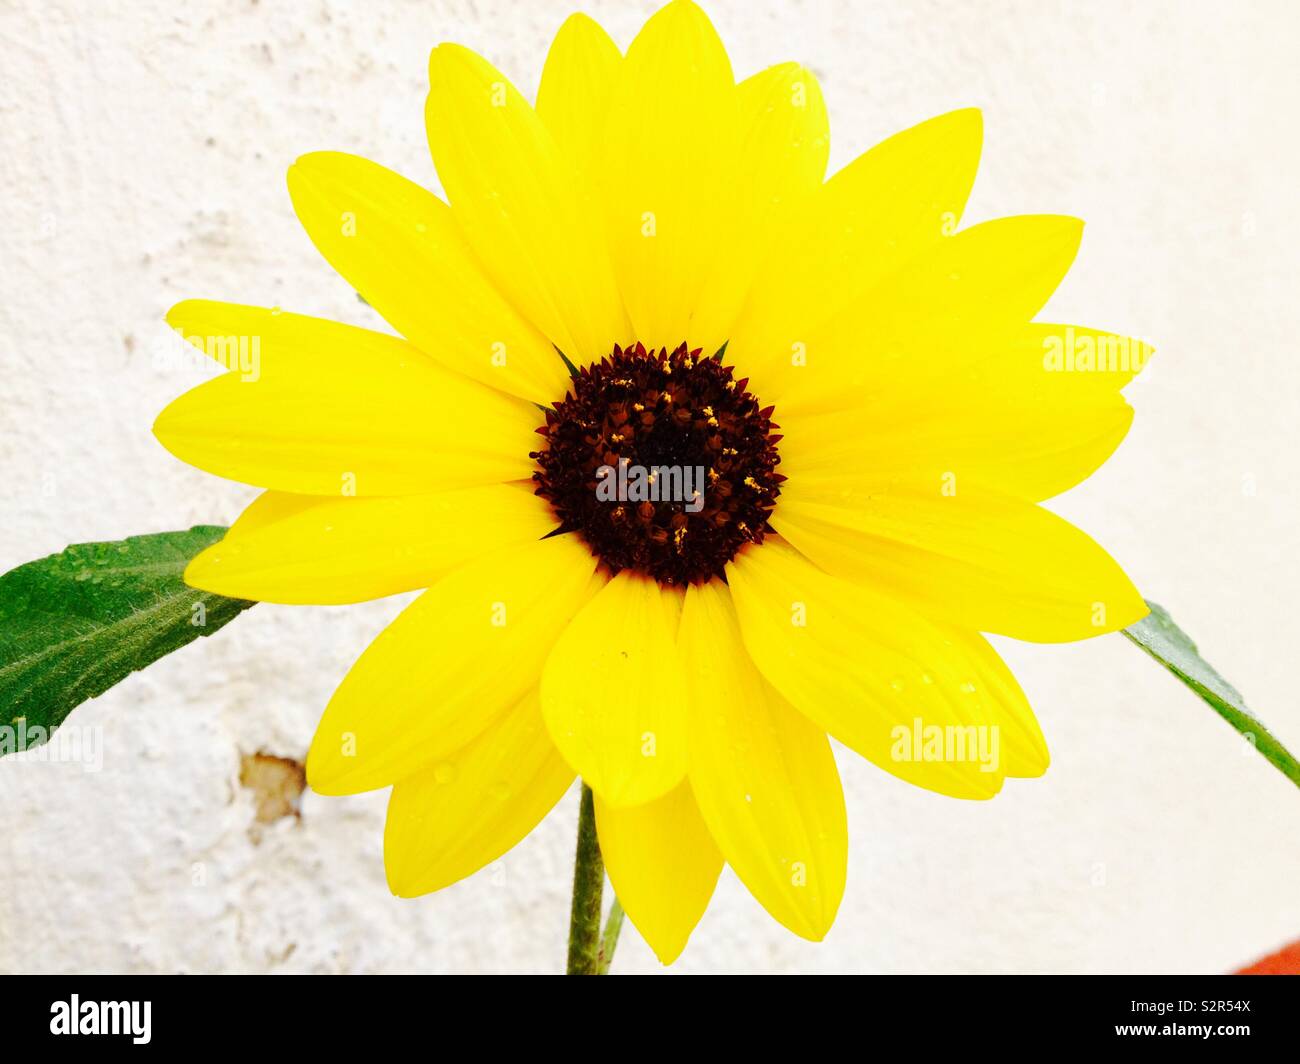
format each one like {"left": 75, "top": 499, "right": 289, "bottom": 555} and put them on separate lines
{"left": 154, "top": 0, "right": 1150, "bottom": 963}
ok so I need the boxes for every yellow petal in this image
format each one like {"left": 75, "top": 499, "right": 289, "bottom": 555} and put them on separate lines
{"left": 595, "top": 782, "right": 722, "bottom": 964}
{"left": 185, "top": 484, "right": 557, "bottom": 606}
{"left": 307, "top": 534, "right": 600, "bottom": 795}
{"left": 774, "top": 487, "right": 1148, "bottom": 642}
{"left": 826, "top": 416, "right": 1133, "bottom": 514}
{"left": 689, "top": 62, "right": 830, "bottom": 356}
{"left": 826, "top": 211, "right": 1083, "bottom": 371}
{"left": 780, "top": 400, "right": 1137, "bottom": 507}
{"left": 951, "top": 634, "right": 1051, "bottom": 782}
{"left": 287, "top": 152, "right": 567, "bottom": 405}
{"left": 155, "top": 302, "right": 537, "bottom": 495}
{"left": 426, "top": 43, "right": 628, "bottom": 364}
{"left": 731, "top": 107, "right": 982, "bottom": 387}
{"left": 598, "top": 0, "right": 739, "bottom": 350}
{"left": 680, "top": 581, "right": 846, "bottom": 940}
{"left": 535, "top": 14, "right": 622, "bottom": 184}
{"left": 776, "top": 317, "right": 1151, "bottom": 501}
{"left": 871, "top": 323, "right": 1155, "bottom": 411}
{"left": 727, "top": 538, "right": 1051, "bottom": 798}
{"left": 384, "top": 690, "right": 575, "bottom": 896}
{"left": 749, "top": 213, "right": 1083, "bottom": 417}
{"left": 540, "top": 571, "right": 687, "bottom": 807}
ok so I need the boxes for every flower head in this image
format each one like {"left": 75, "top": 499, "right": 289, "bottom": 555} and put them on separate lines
{"left": 155, "top": 0, "right": 1149, "bottom": 962}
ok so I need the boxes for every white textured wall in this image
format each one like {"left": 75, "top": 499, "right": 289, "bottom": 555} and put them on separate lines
{"left": 2, "top": 0, "right": 1298, "bottom": 974}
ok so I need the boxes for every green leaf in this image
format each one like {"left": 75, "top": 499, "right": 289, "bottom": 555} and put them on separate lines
{"left": 0, "top": 526, "right": 253, "bottom": 751}
{"left": 1124, "top": 600, "right": 1300, "bottom": 789}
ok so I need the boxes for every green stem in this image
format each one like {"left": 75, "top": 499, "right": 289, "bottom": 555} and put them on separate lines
{"left": 566, "top": 783, "right": 606, "bottom": 975}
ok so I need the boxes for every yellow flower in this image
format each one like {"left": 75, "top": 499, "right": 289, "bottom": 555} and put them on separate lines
{"left": 155, "top": 0, "right": 1150, "bottom": 963}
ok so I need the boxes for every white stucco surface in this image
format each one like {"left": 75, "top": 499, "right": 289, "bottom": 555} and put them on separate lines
{"left": 2, "top": 0, "right": 1298, "bottom": 974}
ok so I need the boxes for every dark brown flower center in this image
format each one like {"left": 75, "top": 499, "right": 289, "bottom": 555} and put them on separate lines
{"left": 532, "top": 342, "right": 783, "bottom": 586}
